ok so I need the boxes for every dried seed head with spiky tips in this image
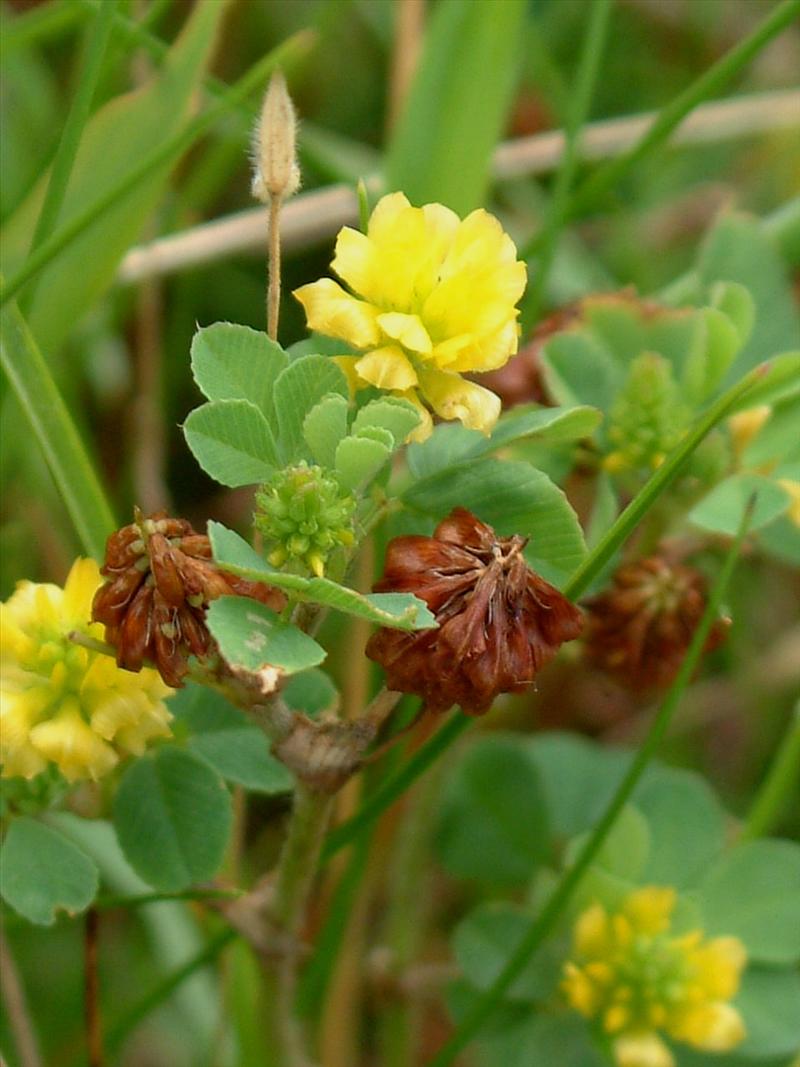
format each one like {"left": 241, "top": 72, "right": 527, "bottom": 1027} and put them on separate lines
{"left": 365, "top": 508, "right": 584, "bottom": 714}
{"left": 582, "top": 555, "right": 729, "bottom": 692}
{"left": 93, "top": 511, "right": 286, "bottom": 687}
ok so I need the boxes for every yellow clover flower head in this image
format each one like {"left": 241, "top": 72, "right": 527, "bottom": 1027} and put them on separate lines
{"left": 562, "top": 886, "right": 747, "bottom": 1067}
{"left": 293, "top": 192, "right": 527, "bottom": 440}
{"left": 1, "top": 559, "right": 173, "bottom": 783}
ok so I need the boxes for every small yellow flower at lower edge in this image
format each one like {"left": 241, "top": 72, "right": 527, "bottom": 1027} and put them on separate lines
{"left": 1, "top": 559, "right": 173, "bottom": 783}
{"left": 293, "top": 192, "right": 527, "bottom": 440}
{"left": 562, "top": 887, "right": 747, "bottom": 1067}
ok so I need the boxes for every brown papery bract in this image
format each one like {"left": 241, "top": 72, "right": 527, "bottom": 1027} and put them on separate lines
{"left": 366, "top": 508, "right": 584, "bottom": 714}
{"left": 93, "top": 512, "right": 285, "bottom": 687}
{"left": 583, "top": 555, "right": 729, "bottom": 692}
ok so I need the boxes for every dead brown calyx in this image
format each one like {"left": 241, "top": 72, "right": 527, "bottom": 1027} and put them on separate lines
{"left": 92, "top": 511, "right": 286, "bottom": 687}
{"left": 365, "top": 508, "right": 584, "bottom": 715}
{"left": 582, "top": 555, "right": 729, "bottom": 691}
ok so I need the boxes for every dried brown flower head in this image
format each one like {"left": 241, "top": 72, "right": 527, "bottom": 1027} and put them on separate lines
{"left": 583, "top": 556, "right": 729, "bottom": 692}
{"left": 93, "top": 512, "right": 285, "bottom": 687}
{"left": 365, "top": 508, "right": 584, "bottom": 714}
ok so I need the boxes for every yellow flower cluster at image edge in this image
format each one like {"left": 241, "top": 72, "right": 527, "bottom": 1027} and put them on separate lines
{"left": 563, "top": 886, "right": 747, "bottom": 1067}
{"left": 1, "top": 559, "right": 172, "bottom": 782}
{"left": 294, "top": 192, "right": 527, "bottom": 439}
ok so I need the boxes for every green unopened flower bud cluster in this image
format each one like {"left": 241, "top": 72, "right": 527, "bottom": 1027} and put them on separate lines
{"left": 255, "top": 463, "right": 356, "bottom": 577}
{"left": 605, "top": 353, "right": 690, "bottom": 475}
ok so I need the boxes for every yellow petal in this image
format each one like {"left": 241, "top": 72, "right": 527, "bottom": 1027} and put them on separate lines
{"left": 376, "top": 312, "right": 433, "bottom": 354}
{"left": 62, "top": 558, "right": 101, "bottom": 627}
{"left": 332, "top": 226, "right": 373, "bottom": 297}
{"left": 114, "top": 703, "right": 173, "bottom": 756}
{"left": 443, "top": 319, "right": 520, "bottom": 374}
{"left": 367, "top": 191, "right": 412, "bottom": 242}
{"left": 1, "top": 742, "right": 48, "bottom": 779}
{"left": 417, "top": 368, "right": 500, "bottom": 435}
{"left": 689, "top": 936, "right": 747, "bottom": 1000}
{"left": 623, "top": 887, "right": 676, "bottom": 935}
{"left": 574, "top": 903, "right": 612, "bottom": 958}
{"left": 605, "top": 1003, "right": 632, "bottom": 1033}
{"left": 29, "top": 699, "right": 118, "bottom": 782}
{"left": 669, "top": 1001, "right": 746, "bottom": 1051}
{"left": 613, "top": 1032, "right": 674, "bottom": 1067}
{"left": 355, "top": 346, "right": 419, "bottom": 391}
{"left": 293, "top": 279, "right": 380, "bottom": 348}
{"left": 562, "top": 962, "right": 601, "bottom": 1017}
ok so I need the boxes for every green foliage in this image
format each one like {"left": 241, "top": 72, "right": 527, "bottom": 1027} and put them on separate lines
{"left": 183, "top": 398, "right": 279, "bottom": 486}
{"left": 689, "top": 473, "right": 791, "bottom": 536}
{"left": 385, "top": 0, "right": 527, "bottom": 213}
{"left": 452, "top": 904, "right": 561, "bottom": 1001}
{"left": 698, "top": 840, "right": 800, "bottom": 965}
{"left": 205, "top": 596, "right": 326, "bottom": 675}
{"left": 113, "top": 746, "right": 232, "bottom": 892}
{"left": 169, "top": 683, "right": 292, "bottom": 794}
{"left": 0, "top": 300, "right": 115, "bottom": 558}
{"left": 733, "top": 966, "right": 800, "bottom": 1059}
{"left": 0, "top": 816, "right": 98, "bottom": 924}
{"left": 303, "top": 393, "right": 351, "bottom": 468}
{"left": 209, "top": 521, "right": 435, "bottom": 630}
{"left": 406, "top": 404, "right": 601, "bottom": 481}
{"left": 282, "top": 669, "right": 339, "bottom": 717}
{"left": 695, "top": 215, "right": 800, "bottom": 382}
{"left": 0, "top": 0, "right": 226, "bottom": 352}
{"left": 190, "top": 322, "right": 289, "bottom": 424}
{"left": 436, "top": 736, "right": 550, "bottom": 886}
{"left": 403, "top": 458, "right": 586, "bottom": 585}
{"left": 274, "top": 354, "right": 349, "bottom": 462}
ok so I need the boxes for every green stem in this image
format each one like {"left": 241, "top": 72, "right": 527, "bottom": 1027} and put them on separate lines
{"left": 94, "top": 887, "right": 243, "bottom": 911}
{"left": 521, "top": 0, "right": 800, "bottom": 259}
{"left": 0, "top": 31, "right": 314, "bottom": 310}
{"left": 562, "top": 360, "right": 766, "bottom": 600}
{"left": 271, "top": 783, "right": 334, "bottom": 1067}
{"left": 427, "top": 502, "right": 753, "bottom": 1067}
{"left": 0, "top": 300, "right": 116, "bottom": 559}
{"left": 522, "top": 0, "right": 613, "bottom": 327}
{"left": 26, "top": 0, "right": 118, "bottom": 269}
{"left": 740, "top": 702, "right": 800, "bottom": 841}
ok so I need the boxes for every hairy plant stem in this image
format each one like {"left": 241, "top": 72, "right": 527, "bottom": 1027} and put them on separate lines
{"left": 270, "top": 783, "right": 334, "bottom": 1067}
{"left": 740, "top": 703, "right": 800, "bottom": 842}
{"left": 267, "top": 195, "right": 282, "bottom": 340}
